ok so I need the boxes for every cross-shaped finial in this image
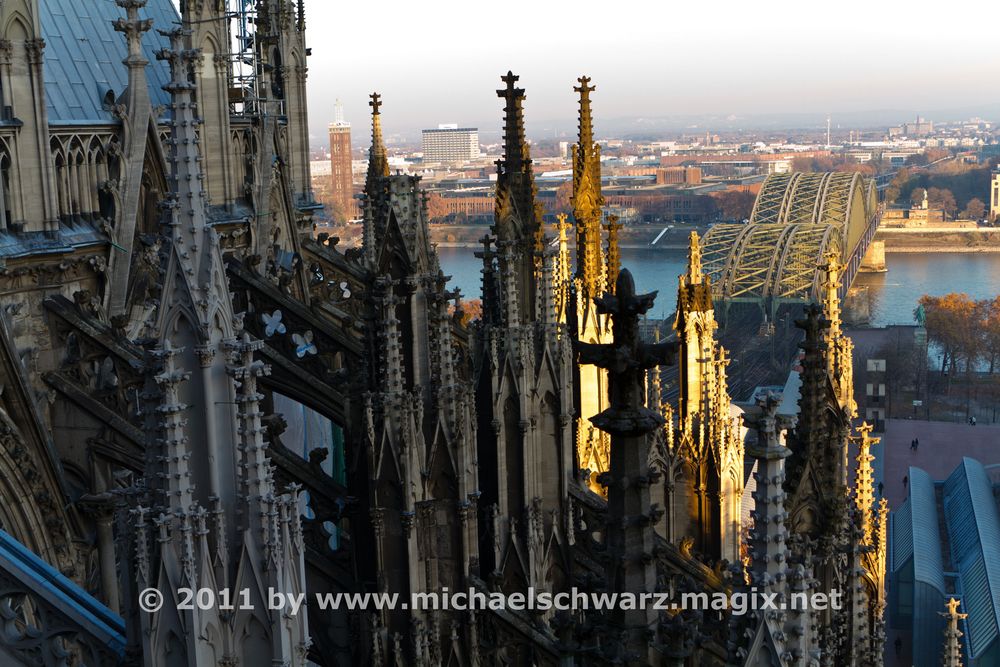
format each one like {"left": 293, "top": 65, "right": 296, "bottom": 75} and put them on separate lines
{"left": 497, "top": 71, "right": 524, "bottom": 100}
{"left": 369, "top": 92, "right": 382, "bottom": 115}
{"left": 945, "top": 597, "right": 963, "bottom": 616}
{"left": 574, "top": 75, "right": 595, "bottom": 96}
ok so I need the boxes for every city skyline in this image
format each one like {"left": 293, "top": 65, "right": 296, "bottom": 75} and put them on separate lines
{"left": 304, "top": 0, "right": 1000, "bottom": 144}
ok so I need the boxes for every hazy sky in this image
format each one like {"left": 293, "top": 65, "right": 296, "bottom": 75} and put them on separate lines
{"left": 302, "top": 0, "right": 1000, "bottom": 145}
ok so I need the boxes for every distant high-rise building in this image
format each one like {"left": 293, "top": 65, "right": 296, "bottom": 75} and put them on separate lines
{"left": 991, "top": 169, "right": 1000, "bottom": 222}
{"left": 328, "top": 99, "right": 356, "bottom": 219}
{"left": 903, "top": 116, "right": 934, "bottom": 137}
{"left": 421, "top": 125, "right": 479, "bottom": 164}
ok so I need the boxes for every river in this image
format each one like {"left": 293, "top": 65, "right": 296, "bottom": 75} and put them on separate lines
{"left": 437, "top": 247, "right": 1000, "bottom": 327}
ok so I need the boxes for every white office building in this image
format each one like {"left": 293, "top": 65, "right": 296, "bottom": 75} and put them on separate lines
{"left": 422, "top": 125, "right": 480, "bottom": 164}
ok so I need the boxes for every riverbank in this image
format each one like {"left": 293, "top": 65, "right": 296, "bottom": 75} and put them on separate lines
{"left": 877, "top": 227, "right": 1000, "bottom": 252}
{"left": 326, "top": 222, "right": 1000, "bottom": 253}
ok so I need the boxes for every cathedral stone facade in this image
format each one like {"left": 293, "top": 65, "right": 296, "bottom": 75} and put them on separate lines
{"left": 0, "top": 1, "right": 885, "bottom": 665}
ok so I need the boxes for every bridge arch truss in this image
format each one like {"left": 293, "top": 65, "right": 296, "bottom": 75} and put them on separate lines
{"left": 702, "top": 171, "right": 878, "bottom": 313}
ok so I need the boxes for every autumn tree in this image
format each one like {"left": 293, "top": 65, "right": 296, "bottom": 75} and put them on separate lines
{"left": 326, "top": 198, "right": 351, "bottom": 225}
{"left": 927, "top": 187, "right": 957, "bottom": 218}
{"left": 450, "top": 298, "right": 484, "bottom": 325}
{"left": 424, "top": 193, "right": 450, "bottom": 222}
{"left": 791, "top": 156, "right": 815, "bottom": 172}
{"left": 836, "top": 162, "right": 877, "bottom": 176}
{"left": 919, "top": 293, "right": 981, "bottom": 374}
{"left": 905, "top": 148, "right": 950, "bottom": 168}
{"left": 712, "top": 190, "right": 756, "bottom": 221}
{"left": 981, "top": 296, "right": 1000, "bottom": 373}
{"left": 552, "top": 181, "right": 573, "bottom": 216}
{"left": 924, "top": 148, "right": 951, "bottom": 163}
{"left": 792, "top": 155, "right": 836, "bottom": 172}
{"left": 962, "top": 197, "right": 986, "bottom": 221}
{"left": 883, "top": 168, "right": 911, "bottom": 204}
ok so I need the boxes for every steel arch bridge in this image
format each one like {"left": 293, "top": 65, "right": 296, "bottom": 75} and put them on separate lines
{"left": 702, "top": 172, "right": 879, "bottom": 316}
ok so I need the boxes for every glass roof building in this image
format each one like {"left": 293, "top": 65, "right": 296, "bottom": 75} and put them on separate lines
{"left": 891, "top": 458, "right": 1000, "bottom": 666}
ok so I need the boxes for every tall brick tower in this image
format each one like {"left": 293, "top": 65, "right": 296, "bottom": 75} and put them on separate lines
{"left": 328, "top": 100, "right": 356, "bottom": 220}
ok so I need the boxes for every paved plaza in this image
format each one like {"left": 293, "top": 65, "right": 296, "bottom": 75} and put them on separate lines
{"left": 877, "top": 418, "right": 1000, "bottom": 510}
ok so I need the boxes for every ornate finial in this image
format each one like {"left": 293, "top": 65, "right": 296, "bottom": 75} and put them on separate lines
{"left": 604, "top": 214, "right": 622, "bottom": 294}
{"left": 574, "top": 76, "right": 595, "bottom": 148}
{"left": 156, "top": 28, "right": 198, "bottom": 92}
{"left": 571, "top": 75, "right": 605, "bottom": 296}
{"left": 491, "top": 71, "right": 543, "bottom": 261}
{"left": 575, "top": 268, "right": 676, "bottom": 657}
{"left": 944, "top": 598, "right": 964, "bottom": 617}
{"left": 365, "top": 92, "right": 389, "bottom": 199}
{"left": 113, "top": 0, "right": 153, "bottom": 65}
{"left": 499, "top": 70, "right": 522, "bottom": 98}
{"left": 853, "top": 421, "right": 879, "bottom": 545}
{"left": 686, "top": 231, "right": 703, "bottom": 284}
{"left": 940, "top": 597, "right": 968, "bottom": 667}
{"left": 496, "top": 71, "right": 528, "bottom": 174}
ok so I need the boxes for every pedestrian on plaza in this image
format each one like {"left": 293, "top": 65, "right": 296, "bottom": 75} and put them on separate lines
{"left": 878, "top": 481, "right": 884, "bottom": 496}
{"left": 914, "top": 438, "right": 919, "bottom": 451}
{"left": 903, "top": 475, "right": 908, "bottom": 489}
{"left": 894, "top": 637, "right": 902, "bottom": 656}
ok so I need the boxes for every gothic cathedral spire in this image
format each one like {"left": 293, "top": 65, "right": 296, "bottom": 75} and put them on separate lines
{"left": 670, "top": 231, "right": 744, "bottom": 563}
{"left": 491, "top": 71, "right": 543, "bottom": 322}
{"left": 571, "top": 76, "right": 605, "bottom": 298}
{"left": 131, "top": 28, "right": 309, "bottom": 666}
{"left": 364, "top": 92, "right": 389, "bottom": 199}
{"left": 940, "top": 598, "right": 968, "bottom": 667}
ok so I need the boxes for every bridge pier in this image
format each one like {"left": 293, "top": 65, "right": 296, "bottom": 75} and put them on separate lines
{"left": 844, "top": 286, "right": 871, "bottom": 325}
{"left": 859, "top": 239, "right": 886, "bottom": 273}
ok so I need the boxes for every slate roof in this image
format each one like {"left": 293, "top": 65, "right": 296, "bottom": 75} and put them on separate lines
{"left": 40, "top": 0, "right": 179, "bottom": 124}
{"left": 0, "top": 219, "right": 106, "bottom": 260}
{"left": 0, "top": 528, "right": 125, "bottom": 656}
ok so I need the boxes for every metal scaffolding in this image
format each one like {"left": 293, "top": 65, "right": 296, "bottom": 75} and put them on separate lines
{"left": 228, "top": 0, "right": 261, "bottom": 114}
